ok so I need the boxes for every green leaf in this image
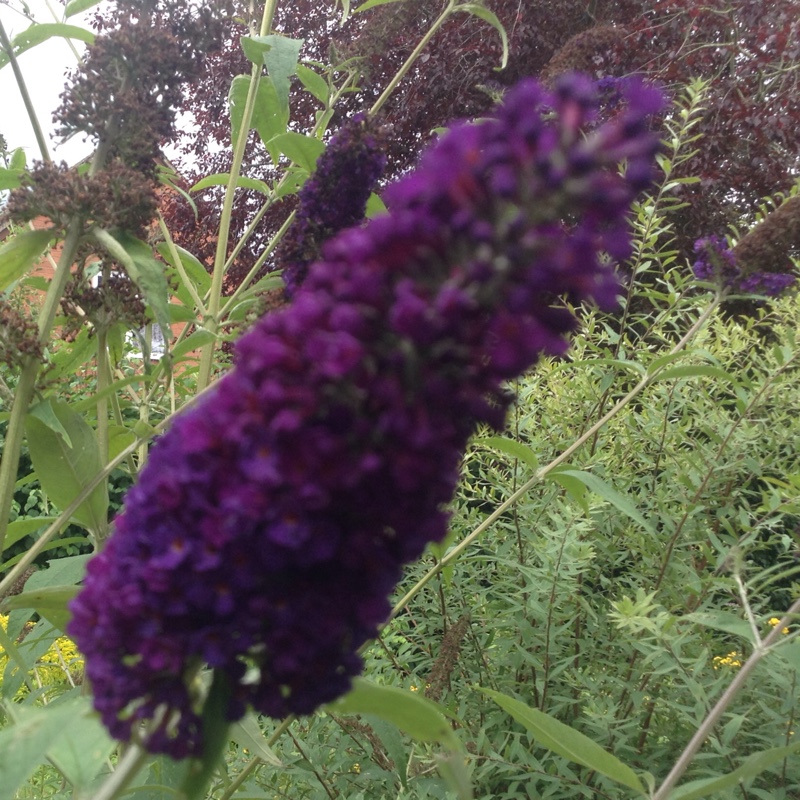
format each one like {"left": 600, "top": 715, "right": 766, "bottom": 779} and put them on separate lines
{"left": 171, "top": 330, "right": 217, "bottom": 361}
{"left": 230, "top": 713, "right": 283, "bottom": 767}
{"left": 157, "top": 242, "right": 211, "bottom": 298}
{"left": 327, "top": 678, "right": 460, "bottom": 749}
{"left": 353, "top": 0, "right": 404, "bottom": 12}
{"left": 0, "top": 167, "right": 23, "bottom": 191}
{"left": 2, "top": 517, "right": 59, "bottom": 551}
{"left": 686, "top": 610, "right": 753, "bottom": 640}
{"left": 669, "top": 742, "right": 800, "bottom": 800}
{"left": 365, "top": 715, "right": 409, "bottom": 790}
{"left": 228, "top": 74, "right": 289, "bottom": 162}
{"left": 653, "top": 364, "right": 739, "bottom": 384}
{"left": 366, "top": 191, "right": 388, "bottom": 218}
{"left": 296, "top": 63, "right": 329, "bottom": 105}
{"left": 9, "top": 147, "right": 26, "bottom": 170}
{"left": 476, "top": 435, "right": 539, "bottom": 472}
{"left": 1, "top": 586, "right": 80, "bottom": 632}
{"left": 0, "top": 699, "right": 82, "bottom": 796}
{"left": 0, "top": 23, "right": 95, "bottom": 69}
{"left": 240, "top": 35, "right": 302, "bottom": 113}
{"left": 481, "top": 689, "right": 646, "bottom": 794}
{"left": 28, "top": 397, "right": 73, "bottom": 448}
{"left": 270, "top": 131, "right": 326, "bottom": 173}
{"left": 456, "top": 4, "right": 508, "bottom": 69}
{"left": 25, "top": 401, "right": 108, "bottom": 537}
{"left": 45, "top": 698, "right": 116, "bottom": 793}
{"left": 548, "top": 470, "right": 589, "bottom": 513}
{"left": 110, "top": 231, "right": 173, "bottom": 340}
{"left": 65, "top": 0, "right": 103, "bottom": 16}
{"left": 107, "top": 424, "right": 137, "bottom": 462}
{"left": 552, "top": 468, "right": 655, "bottom": 535}
{"left": 0, "top": 228, "right": 54, "bottom": 291}
{"left": 189, "top": 173, "right": 271, "bottom": 195}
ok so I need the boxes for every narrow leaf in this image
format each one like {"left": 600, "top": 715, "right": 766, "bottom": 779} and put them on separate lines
{"left": 65, "top": 0, "right": 103, "bottom": 16}
{"left": 1, "top": 586, "right": 80, "bottom": 631}
{"left": 28, "top": 397, "right": 73, "bottom": 448}
{"left": 0, "top": 700, "right": 81, "bottom": 796}
{"left": 0, "top": 228, "right": 54, "bottom": 291}
{"left": 554, "top": 469, "right": 655, "bottom": 535}
{"left": 476, "top": 435, "right": 538, "bottom": 471}
{"left": 456, "top": 5, "right": 508, "bottom": 69}
{"left": 25, "top": 402, "right": 108, "bottom": 537}
{"left": 353, "top": 0, "right": 404, "bottom": 12}
{"left": 107, "top": 231, "right": 173, "bottom": 340}
{"left": 654, "top": 364, "right": 738, "bottom": 384}
{"left": 328, "top": 678, "right": 459, "bottom": 749}
{"left": 296, "top": 63, "right": 329, "bottom": 105}
{"left": 0, "top": 23, "right": 94, "bottom": 69}
{"left": 2, "top": 517, "right": 58, "bottom": 551}
{"left": 669, "top": 742, "right": 800, "bottom": 800}
{"left": 270, "top": 131, "right": 326, "bottom": 172}
{"left": 230, "top": 713, "right": 284, "bottom": 767}
{"left": 482, "top": 689, "right": 646, "bottom": 794}
{"left": 190, "top": 173, "right": 270, "bottom": 195}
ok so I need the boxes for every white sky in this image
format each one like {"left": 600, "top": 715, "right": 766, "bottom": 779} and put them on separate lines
{"left": 0, "top": 0, "right": 105, "bottom": 165}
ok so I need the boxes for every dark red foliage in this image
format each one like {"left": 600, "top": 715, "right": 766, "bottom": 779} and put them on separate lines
{"left": 161, "top": 0, "right": 800, "bottom": 293}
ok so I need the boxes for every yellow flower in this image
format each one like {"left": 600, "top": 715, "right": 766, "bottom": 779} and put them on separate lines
{"left": 712, "top": 650, "right": 742, "bottom": 669}
{"left": 768, "top": 617, "right": 790, "bottom": 635}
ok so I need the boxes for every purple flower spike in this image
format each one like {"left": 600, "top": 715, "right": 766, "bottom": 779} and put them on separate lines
{"left": 68, "top": 74, "right": 664, "bottom": 759}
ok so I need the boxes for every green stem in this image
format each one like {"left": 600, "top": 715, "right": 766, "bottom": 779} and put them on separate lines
{"left": 0, "top": 16, "right": 51, "bottom": 161}
{"left": 197, "top": 0, "right": 280, "bottom": 391}
{"left": 390, "top": 296, "right": 723, "bottom": 618}
{"left": 368, "top": 0, "right": 457, "bottom": 117}
{"left": 652, "top": 597, "right": 800, "bottom": 800}
{"left": 95, "top": 325, "right": 111, "bottom": 543}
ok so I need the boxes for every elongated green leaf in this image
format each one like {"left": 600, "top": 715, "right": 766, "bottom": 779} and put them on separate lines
{"left": 328, "top": 678, "right": 460, "bottom": 748}
{"left": 654, "top": 364, "right": 738, "bottom": 384}
{"left": 156, "top": 242, "right": 211, "bottom": 301}
{"left": 270, "top": 131, "right": 326, "bottom": 172}
{"left": 46, "top": 698, "right": 116, "bottom": 793}
{"left": 189, "top": 173, "right": 271, "bottom": 195}
{"left": 228, "top": 75, "right": 288, "bottom": 162}
{"left": 28, "top": 397, "right": 73, "bottom": 448}
{"left": 65, "top": 0, "right": 103, "bottom": 16}
{"left": 476, "top": 435, "right": 538, "bottom": 471}
{"left": 669, "top": 742, "right": 800, "bottom": 800}
{"left": 456, "top": 4, "right": 508, "bottom": 69}
{"left": 110, "top": 231, "right": 173, "bottom": 339}
{"left": 0, "top": 23, "right": 95, "bottom": 69}
{"left": 0, "top": 228, "right": 53, "bottom": 291}
{"left": 548, "top": 471, "right": 589, "bottom": 513}
{"left": 366, "top": 715, "right": 409, "bottom": 790}
{"left": 171, "top": 330, "right": 217, "bottom": 360}
{"left": 2, "top": 517, "right": 58, "bottom": 551}
{"left": 354, "top": 0, "right": 404, "bottom": 12}
{"left": 296, "top": 63, "right": 329, "bottom": 105}
{"left": 482, "top": 689, "right": 646, "bottom": 794}
{"left": 9, "top": 148, "right": 26, "bottom": 170}
{"left": 230, "top": 712, "right": 283, "bottom": 767}
{"left": 0, "top": 699, "right": 81, "bottom": 796}
{"left": 0, "top": 167, "right": 23, "bottom": 191}
{"left": 262, "top": 35, "right": 303, "bottom": 112}
{"left": 553, "top": 468, "right": 655, "bottom": 535}
{"left": 240, "top": 35, "right": 303, "bottom": 112}
{"left": 1, "top": 586, "right": 80, "bottom": 631}
{"left": 25, "top": 402, "right": 108, "bottom": 537}
{"left": 686, "top": 610, "right": 752, "bottom": 640}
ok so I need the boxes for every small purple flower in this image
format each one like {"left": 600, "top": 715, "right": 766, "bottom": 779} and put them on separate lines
{"left": 693, "top": 235, "right": 797, "bottom": 296}
{"left": 69, "top": 74, "right": 664, "bottom": 758}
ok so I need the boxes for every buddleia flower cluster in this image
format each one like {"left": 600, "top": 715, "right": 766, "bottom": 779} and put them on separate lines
{"left": 68, "top": 74, "right": 664, "bottom": 759}
{"left": 275, "top": 114, "right": 388, "bottom": 295}
{"left": 693, "top": 194, "right": 800, "bottom": 298}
